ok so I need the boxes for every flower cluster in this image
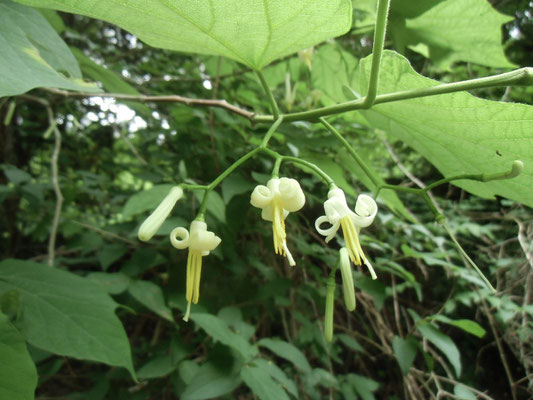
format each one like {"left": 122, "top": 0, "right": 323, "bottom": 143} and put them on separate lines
{"left": 138, "top": 180, "right": 378, "bottom": 325}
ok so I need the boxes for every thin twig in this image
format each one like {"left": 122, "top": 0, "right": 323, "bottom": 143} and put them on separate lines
{"left": 43, "top": 87, "right": 255, "bottom": 121}
{"left": 20, "top": 95, "right": 64, "bottom": 267}
{"left": 72, "top": 221, "right": 137, "bottom": 245}
{"left": 117, "top": 126, "right": 148, "bottom": 165}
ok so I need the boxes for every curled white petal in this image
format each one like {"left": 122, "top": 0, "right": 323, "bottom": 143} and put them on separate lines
{"left": 324, "top": 196, "right": 350, "bottom": 222}
{"left": 188, "top": 220, "right": 221, "bottom": 253}
{"left": 278, "top": 177, "right": 305, "bottom": 212}
{"left": 170, "top": 227, "right": 190, "bottom": 249}
{"left": 250, "top": 184, "right": 273, "bottom": 209}
{"left": 339, "top": 247, "right": 356, "bottom": 311}
{"left": 138, "top": 186, "right": 183, "bottom": 241}
{"left": 352, "top": 194, "right": 378, "bottom": 228}
{"left": 315, "top": 215, "right": 339, "bottom": 243}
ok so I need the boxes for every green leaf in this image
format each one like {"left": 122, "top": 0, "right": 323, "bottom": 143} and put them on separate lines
{"left": 96, "top": 243, "right": 128, "bottom": 271}
{"left": 0, "top": 259, "right": 135, "bottom": 378}
{"left": 181, "top": 362, "right": 241, "bottom": 400}
{"left": 454, "top": 385, "right": 477, "bottom": 400}
{"left": 358, "top": 51, "right": 533, "bottom": 208}
{"left": 86, "top": 272, "right": 131, "bottom": 295}
{"left": 257, "top": 338, "right": 312, "bottom": 374}
{"left": 189, "top": 313, "right": 258, "bottom": 361}
{"left": 128, "top": 280, "right": 173, "bottom": 322}
{"left": 0, "top": 312, "right": 37, "bottom": 400}
{"left": 430, "top": 315, "right": 486, "bottom": 338}
{"left": 337, "top": 333, "right": 365, "bottom": 353}
{"left": 416, "top": 322, "right": 462, "bottom": 376}
{"left": 241, "top": 363, "right": 290, "bottom": 400}
{"left": 403, "top": 0, "right": 514, "bottom": 68}
{"left": 122, "top": 184, "right": 174, "bottom": 219}
{"left": 137, "top": 355, "right": 176, "bottom": 380}
{"left": 392, "top": 336, "right": 418, "bottom": 375}
{"left": 251, "top": 358, "right": 298, "bottom": 398}
{"left": 346, "top": 373, "right": 380, "bottom": 400}
{"left": 16, "top": 0, "right": 352, "bottom": 70}
{"left": 0, "top": 1, "right": 99, "bottom": 96}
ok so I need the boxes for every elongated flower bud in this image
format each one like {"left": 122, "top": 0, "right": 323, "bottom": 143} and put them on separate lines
{"left": 138, "top": 186, "right": 183, "bottom": 241}
{"left": 324, "top": 277, "right": 336, "bottom": 342}
{"left": 339, "top": 248, "right": 356, "bottom": 311}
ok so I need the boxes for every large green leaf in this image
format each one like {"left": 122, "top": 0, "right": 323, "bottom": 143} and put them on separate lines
{"left": 403, "top": 0, "right": 514, "bottom": 68}
{"left": 358, "top": 51, "right": 533, "bottom": 208}
{"left": 15, "top": 0, "right": 352, "bottom": 70}
{"left": 0, "top": 0, "right": 99, "bottom": 96}
{"left": 357, "top": 0, "right": 513, "bottom": 68}
{"left": 0, "top": 259, "right": 135, "bottom": 378}
{"left": 0, "top": 312, "right": 37, "bottom": 400}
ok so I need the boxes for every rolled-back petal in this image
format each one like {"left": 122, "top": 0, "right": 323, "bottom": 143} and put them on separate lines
{"left": 188, "top": 220, "right": 222, "bottom": 252}
{"left": 315, "top": 215, "right": 339, "bottom": 243}
{"left": 138, "top": 186, "right": 183, "bottom": 241}
{"left": 352, "top": 194, "right": 378, "bottom": 228}
{"left": 170, "top": 227, "right": 190, "bottom": 249}
{"left": 250, "top": 184, "right": 273, "bottom": 209}
{"left": 278, "top": 177, "right": 305, "bottom": 212}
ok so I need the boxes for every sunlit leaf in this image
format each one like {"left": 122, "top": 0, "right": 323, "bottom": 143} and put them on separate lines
{"left": 15, "top": 0, "right": 352, "bottom": 70}
{"left": 0, "top": 0, "right": 99, "bottom": 96}
{"left": 358, "top": 51, "right": 533, "bottom": 207}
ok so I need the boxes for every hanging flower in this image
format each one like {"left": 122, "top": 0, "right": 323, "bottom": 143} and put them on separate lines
{"left": 170, "top": 220, "right": 221, "bottom": 321}
{"left": 315, "top": 187, "right": 378, "bottom": 279}
{"left": 250, "top": 177, "right": 305, "bottom": 266}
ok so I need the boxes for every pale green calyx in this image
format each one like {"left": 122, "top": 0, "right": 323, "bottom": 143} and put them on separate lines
{"left": 339, "top": 247, "right": 356, "bottom": 311}
{"left": 138, "top": 186, "right": 184, "bottom": 242}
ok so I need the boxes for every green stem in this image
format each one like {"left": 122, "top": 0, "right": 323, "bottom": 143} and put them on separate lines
{"left": 361, "top": 0, "right": 391, "bottom": 108}
{"left": 271, "top": 156, "right": 283, "bottom": 178}
{"left": 207, "top": 148, "right": 261, "bottom": 191}
{"left": 256, "top": 70, "right": 280, "bottom": 120}
{"left": 282, "top": 156, "right": 335, "bottom": 186}
{"left": 253, "top": 67, "right": 533, "bottom": 123}
{"left": 424, "top": 160, "right": 523, "bottom": 191}
{"left": 260, "top": 116, "right": 283, "bottom": 148}
{"left": 441, "top": 220, "right": 496, "bottom": 294}
{"left": 320, "top": 117, "right": 380, "bottom": 187}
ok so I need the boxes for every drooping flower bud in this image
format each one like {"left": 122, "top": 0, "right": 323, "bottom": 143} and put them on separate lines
{"left": 138, "top": 186, "right": 183, "bottom": 241}
{"left": 339, "top": 247, "right": 356, "bottom": 311}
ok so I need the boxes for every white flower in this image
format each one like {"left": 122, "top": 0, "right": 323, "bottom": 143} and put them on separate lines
{"left": 250, "top": 177, "right": 305, "bottom": 266}
{"left": 315, "top": 187, "right": 378, "bottom": 279}
{"left": 138, "top": 186, "right": 183, "bottom": 241}
{"left": 170, "top": 220, "right": 221, "bottom": 321}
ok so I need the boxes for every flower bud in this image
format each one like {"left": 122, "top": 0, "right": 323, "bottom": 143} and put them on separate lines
{"left": 138, "top": 186, "right": 183, "bottom": 241}
{"left": 324, "top": 278, "right": 335, "bottom": 342}
{"left": 339, "top": 248, "right": 356, "bottom": 311}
